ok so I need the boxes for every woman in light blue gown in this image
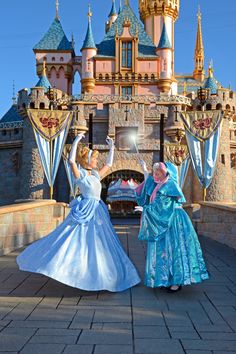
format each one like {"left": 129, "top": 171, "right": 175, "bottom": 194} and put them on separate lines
{"left": 136, "top": 161, "right": 209, "bottom": 292}
{"left": 17, "top": 134, "right": 140, "bottom": 292}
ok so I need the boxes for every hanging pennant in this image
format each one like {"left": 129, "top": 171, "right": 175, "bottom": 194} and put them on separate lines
{"left": 180, "top": 110, "right": 223, "bottom": 141}
{"left": 28, "top": 109, "right": 73, "bottom": 198}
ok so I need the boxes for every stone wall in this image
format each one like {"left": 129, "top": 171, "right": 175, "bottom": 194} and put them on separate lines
{"left": 0, "top": 200, "right": 69, "bottom": 256}
{"left": 0, "top": 148, "right": 21, "bottom": 206}
{"left": 196, "top": 202, "right": 236, "bottom": 249}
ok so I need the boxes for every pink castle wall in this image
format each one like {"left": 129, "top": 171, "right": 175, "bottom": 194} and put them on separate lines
{"left": 138, "top": 85, "right": 160, "bottom": 95}
{"left": 94, "top": 85, "right": 115, "bottom": 95}
{"left": 95, "top": 60, "right": 115, "bottom": 73}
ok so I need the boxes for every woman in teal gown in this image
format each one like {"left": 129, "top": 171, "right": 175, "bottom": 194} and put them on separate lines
{"left": 135, "top": 161, "right": 209, "bottom": 292}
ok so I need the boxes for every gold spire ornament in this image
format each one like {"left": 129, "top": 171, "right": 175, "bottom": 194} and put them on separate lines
{"left": 88, "top": 4, "right": 92, "bottom": 19}
{"left": 193, "top": 6, "right": 205, "bottom": 82}
{"left": 55, "top": 0, "right": 59, "bottom": 20}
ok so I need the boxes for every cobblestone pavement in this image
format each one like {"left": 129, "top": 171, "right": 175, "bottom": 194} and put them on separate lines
{"left": 0, "top": 219, "right": 235, "bottom": 354}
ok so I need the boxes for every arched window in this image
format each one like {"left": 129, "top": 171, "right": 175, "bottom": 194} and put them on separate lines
{"left": 196, "top": 105, "right": 202, "bottom": 111}
{"left": 216, "top": 103, "right": 222, "bottom": 110}
{"left": 206, "top": 103, "right": 212, "bottom": 110}
{"left": 39, "top": 102, "right": 45, "bottom": 109}
{"left": 122, "top": 42, "right": 132, "bottom": 68}
{"left": 60, "top": 57, "right": 64, "bottom": 62}
{"left": 226, "top": 104, "right": 231, "bottom": 111}
{"left": 30, "top": 102, "right": 35, "bottom": 109}
{"left": 52, "top": 57, "right": 56, "bottom": 62}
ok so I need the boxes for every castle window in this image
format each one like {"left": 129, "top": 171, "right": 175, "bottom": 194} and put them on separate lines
{"left": 121, "top": 86, "right": 132, "bottom": 96}
{"left": 52, "top": 57, "right": 55, "bottom": 62}
{"left": 206, "top": 104, "right": 212, "bottom": 111}
{"left": 122, "top": 42, "right": 132, "bottom": 69}
{"left": 39, "top": 102, "right": 45, "bottom": 109}
{"left": 221, "top": 154, "right": 225, "bottom": 165}
{"left": 60, "top": 57, "right": 64, "bottom": 62}
{"left": 216, "top": 103, "right": 222, "bottom": 110}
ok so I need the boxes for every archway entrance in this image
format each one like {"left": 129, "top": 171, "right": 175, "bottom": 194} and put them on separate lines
{"left": 101, "top": 170, "right": 144, "bottom": 216}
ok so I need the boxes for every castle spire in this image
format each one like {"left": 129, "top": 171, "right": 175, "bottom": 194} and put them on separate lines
{"left": 12, "top": 81, "right": 17, "bottom": 105}
{"left": 119, "top": 0, "right": 122, "bottom": 14}
{"left": 55, "top": 0, "right": 59, "bottom": 20}
{"left": 109, "top": 0, "right": 117, "bottom": 17}
{"left": 193, "top": 6, "right": 205, "bottom": 82}
{"left": 81, "top": 5, "right": 96, "bottom": 50}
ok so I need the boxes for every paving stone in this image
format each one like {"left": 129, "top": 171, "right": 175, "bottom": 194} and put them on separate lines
{"left": 133, "top": 325, "right": 170, "bottom": 339}
{"left": 195, "top": 324, "right": 233, "bottom": 333}
{"left": 163, "top": 310, "right": 192, "bottom": 326}
{"left": 78, "top": 329, "right": 132, "bottom": 345}
{"left": 135, "top": 338, "right": 185, "bottom": 354}
{"left": 63, "top": 345, "right": 94, "bottom": 354}
{"left": 8, "top": 320, "right": 71, "bottom": 328}
{"left": 182, "top": 339, "right": 236, "bottom": 351}
{"left": 36, "top": 328, "right": 81, "bottom": 336}
{"left": 20, "top": 343, "right": 65, "bottom": 354}
{"left": 29, "top": 335, "right": 78, "bottom": 344}
{"left": 186, "top": 351, "right": 212, "bottom": 354}
{"left": 94, "top": 344, "right": 133, "bottom": 354}
{"left": 93, "top": 307, "right": 131, "bottom": 323}
{"left": 133, "top": 308, "right": 165, "bottom": 325}
{"left": 200, "top": 332, "right": 236, "bottom": 340}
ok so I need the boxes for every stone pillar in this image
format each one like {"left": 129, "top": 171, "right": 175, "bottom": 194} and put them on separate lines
{"left": 207, "top": 118, "right": 233, "bottom": 202}
{"left": 19, "top": 118, "right": 49, "bottom": 200}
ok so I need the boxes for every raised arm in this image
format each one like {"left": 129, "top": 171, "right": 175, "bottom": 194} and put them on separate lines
{"left": 69, "top": 133, "right": 85, "bottom": 179}
{"left": 139, "top": 159, "right": 149, "bottom": 180}
{"left": 99, "top": 136, "right": 115, "bottom": 178}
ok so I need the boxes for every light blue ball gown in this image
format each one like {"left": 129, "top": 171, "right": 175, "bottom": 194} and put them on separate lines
{"left": 135, "top": 162, "right": 209, "bottom": 288}
{"left": 17, "top": 169, "right": 140, "bottom": 292}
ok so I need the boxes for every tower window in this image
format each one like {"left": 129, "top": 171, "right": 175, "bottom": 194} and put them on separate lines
{"left": 122, "top": 42, "right": 132, "bottom": 68}
{"left": 52, "top": 57, "right": 55, "bottom": 62}
{"left": 60, "top": 57, "right": 64, "bottom": 62}
{"left": 122, "top": 86, "right": 132, "bottom": 96}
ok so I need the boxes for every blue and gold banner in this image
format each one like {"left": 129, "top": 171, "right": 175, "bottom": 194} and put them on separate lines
{"left": 27, "top": 109, "right": 73, "bottom": 141}
{"left": 180, "top": 110, "right": 223, "bottom": 141}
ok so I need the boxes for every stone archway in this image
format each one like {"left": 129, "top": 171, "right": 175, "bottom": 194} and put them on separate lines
{"left": 101, "top": 168, "right": 144, "bottom": 211}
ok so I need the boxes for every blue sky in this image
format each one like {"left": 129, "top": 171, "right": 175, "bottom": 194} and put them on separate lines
{"left": 0, "top": 0, "right": 235, "bottom": 117}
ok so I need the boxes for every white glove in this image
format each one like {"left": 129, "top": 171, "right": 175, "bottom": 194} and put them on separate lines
{"left": 139, "top": 159, "right": 149, "bottom": 180}
{"left": 106, "top": 136, "right": 115, "bottom": 167}
{"left": 69, "top": 133, "right": 85, "bottom": 164}
{"left": 134, "top": 206, "right": 143, "bottom": 213}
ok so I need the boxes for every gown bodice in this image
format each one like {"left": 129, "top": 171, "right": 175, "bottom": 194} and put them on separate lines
{"left": 76, "top": 169, "right": 102, "bottom": 200}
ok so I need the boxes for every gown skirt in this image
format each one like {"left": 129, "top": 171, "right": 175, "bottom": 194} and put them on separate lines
{"left": 17, "top": 196, "right": 141, "bottom": 292}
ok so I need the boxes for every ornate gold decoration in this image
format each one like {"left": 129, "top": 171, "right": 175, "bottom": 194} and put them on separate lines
{"left": 193, "top": 7, "right": 205, "bottom": 82}
{"left": 139, "top": 0, "right": 179, "bottom": 22}
{"left": 164, "top": 143, "right": 189, "bottom": 166}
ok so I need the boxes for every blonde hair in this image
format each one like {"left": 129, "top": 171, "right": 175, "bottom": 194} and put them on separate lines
{"left": 76, "top": 146, "right": 99, "bottom": 169}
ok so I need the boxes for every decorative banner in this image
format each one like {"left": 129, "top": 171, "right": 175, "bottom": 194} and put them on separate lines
{"left": 164, "top": 143, "right": 189, "bottom": 166}
{"left": 180, "top": 110, "right": 223, "bottom": 141}
{"left": 28, "top": 110, "right": 73, "bottom": 198}
{"left": 28, "top": 109, "right": 73, "bottom": 141}
{"left": 62, "top": 145, "right": 78, "bottom": 198}
{"left": 178, "top": 156, "right": 190, "bottom": 189}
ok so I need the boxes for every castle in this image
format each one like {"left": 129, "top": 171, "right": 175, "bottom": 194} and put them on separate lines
{"left": 0, "top": 0, "right": 235, "bottom": 206}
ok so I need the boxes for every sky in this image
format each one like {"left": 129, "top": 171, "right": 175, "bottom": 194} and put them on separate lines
{"left": 0, "top": 0, "right": 236, "bottom": 117}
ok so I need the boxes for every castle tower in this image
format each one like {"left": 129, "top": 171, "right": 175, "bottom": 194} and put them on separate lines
{"left": 81, "top": 6, "right": 97, "bottom": 94}
{"left": 118, "top": 0, "right": 123, "bottom": 14}
{"left": 33, "top": 0, "right": 74, "bottom": 95}
{"left": 138, "top": 0, "right": 179, "bottom": 48}
{"left": 193, "top": 8, "right": 205, "bottom": 82}
{"left": 106, "top": 0, "right": 118, "bottom": 33}
{"left": 156, "top": 19, "right": 172, "bottom": 92}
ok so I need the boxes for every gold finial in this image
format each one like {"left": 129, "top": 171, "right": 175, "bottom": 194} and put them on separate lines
{"left": 55, "top": 0, "right": 59, "bottom": 19}
{"left": 125, "top": 0, "right": 129, "bottom": 5}
{"left": 42, "top": 59, "right": 47, "bottom": 76}
{"left": 183, "top": 81, "right": 187, "bottom": 95}
{"left": 88, "top": 4, "right": 92, "bottom": 20}
{"left": 208, "top": 59, "right": 214, "bottom": 77}
{"left": 12, "top": 80, "right": 16, "bottom": 105}
{"left": 197, "top": 5, "right": 201, "bottom": 19}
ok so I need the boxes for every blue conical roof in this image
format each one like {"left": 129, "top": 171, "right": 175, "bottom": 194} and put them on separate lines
{"left": 97, "top": 3, "right": 157, "bottom": 58}
{"left": 35, "top": 75, "right": 52, "bottom": 92}
{"left": 109, "top": 0, "right": 117, "bottom": 17}
{"left": 157, "top": 22, "right": 171, "bottom": 49}
{"left": 0, "top": 105, "right": 23, "bottom": 123}
{"left": 204, "top": 65, "right": 218, "bottom": 94}
{"left": 34, "top": 18, "right": 73, "bottom": 51}
{"left": 82, "top": 19, "right": 96, "bottom": 50}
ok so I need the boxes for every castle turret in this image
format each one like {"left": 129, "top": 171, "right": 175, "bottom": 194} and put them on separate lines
{"left": 106, "top": 0, "right": 118, "bottom": 33}
{"left": 193, "top": 8, "right": 205, "bottom": 82}
{"left": 138, "top": 0, "right": 179, "bottom": 48}
{"left": 81, "top": 6, "right": 97, "bottom": 94}
{"left": 204, "top": 61, "right": 218, "bottom": 95}
{"left": 156, "top": 20, "right": 172, "bottom": 93}
{"left": 33, "top": 0, "right": 74, "bottom": 95}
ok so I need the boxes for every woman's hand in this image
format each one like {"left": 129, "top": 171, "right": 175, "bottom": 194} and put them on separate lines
{"left": 69, "top": 133, "right": 85, "bottom": 164}
{"left": 106, "top": 136, "right": 115, "bottom": 149}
